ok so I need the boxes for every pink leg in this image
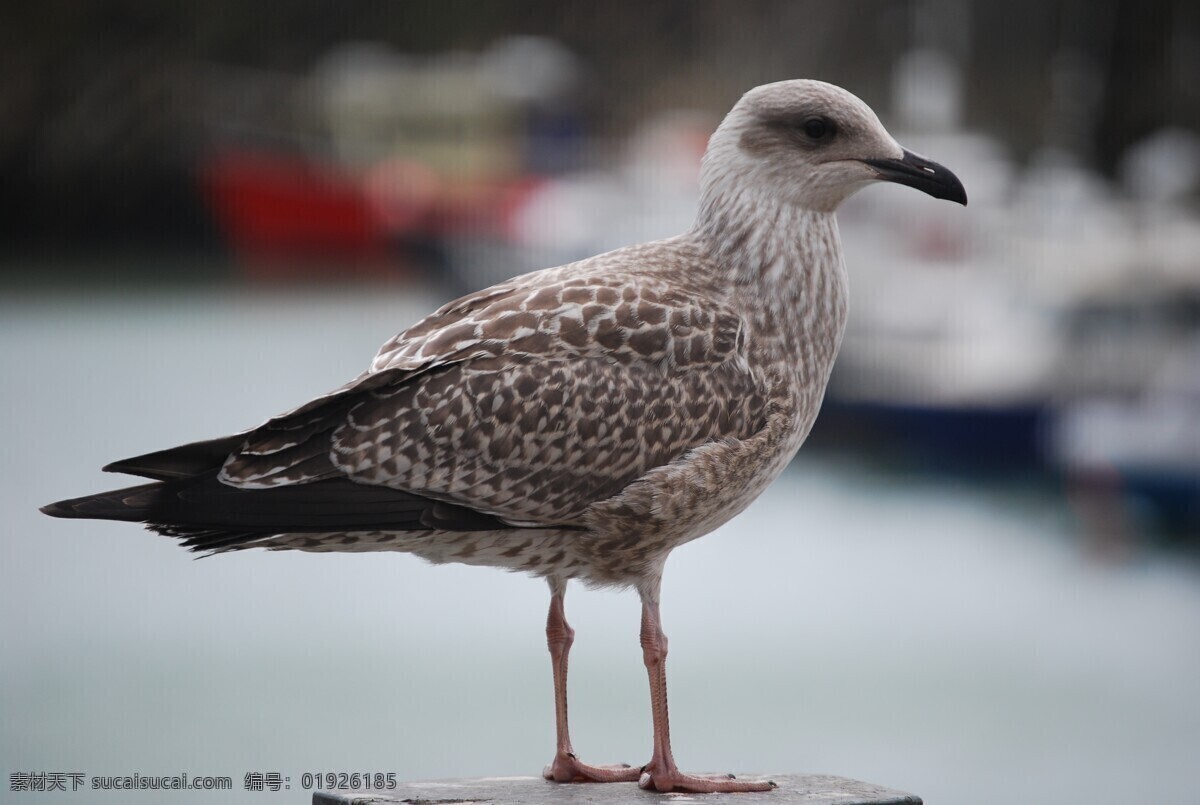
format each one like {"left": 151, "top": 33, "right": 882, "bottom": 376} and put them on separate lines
{"left": 636, "top": 580, "right": 775, "bottom": 793}
{"left": 542, "top": 578, "right": 639, "bottom": 784}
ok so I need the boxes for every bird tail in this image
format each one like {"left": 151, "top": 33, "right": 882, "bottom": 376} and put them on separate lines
{"left": 40, "top": 483, "right": 163, "bottom": 523}
{"left": 39, "top": 482, "right": 254, "bottom": 554}
{"left": 41, "top": 472, "right": 514, "bottom": 554}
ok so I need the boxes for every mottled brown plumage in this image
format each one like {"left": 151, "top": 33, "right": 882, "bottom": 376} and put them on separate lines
{"left": 43, "top": 80, "right": 966, "bottom": 792}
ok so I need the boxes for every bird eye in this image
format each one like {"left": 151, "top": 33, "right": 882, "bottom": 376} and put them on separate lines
{"left": 802, "top": 117, "right": 835, "bottom": 141}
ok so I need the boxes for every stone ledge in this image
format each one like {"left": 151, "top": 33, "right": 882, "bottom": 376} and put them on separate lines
{"left": 312, "top": 773, "right": 921, "bottom": 804}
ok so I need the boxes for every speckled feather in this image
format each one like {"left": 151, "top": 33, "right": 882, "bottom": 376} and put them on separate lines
{"left": 221, "top": 251, "right": 769, "bottom": 523}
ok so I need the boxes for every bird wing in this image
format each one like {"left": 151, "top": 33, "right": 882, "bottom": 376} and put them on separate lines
{"left": 218, "top": 271, "right": 768, "bottom": 526}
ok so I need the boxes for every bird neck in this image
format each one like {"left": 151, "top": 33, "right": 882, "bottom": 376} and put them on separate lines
{"left": 691, "top": 185, "right": 849, "bottom": 383}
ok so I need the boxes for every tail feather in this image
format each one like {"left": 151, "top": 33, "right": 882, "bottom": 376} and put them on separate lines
{"left": 167, "top": 528, "right": 270, "bottom": 554}
{"left": 41, "top": 472, "right": 516, "bottom": 553}
{"left": 40, "top": 483, "right": 164, "bottom": 522}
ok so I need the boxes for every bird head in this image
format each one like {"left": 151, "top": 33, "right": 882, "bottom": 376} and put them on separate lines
{"left": 701, "top": 79, "right": 967, "bottom": 212}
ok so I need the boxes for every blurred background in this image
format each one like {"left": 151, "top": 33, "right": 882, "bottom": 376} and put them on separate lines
{"left": 3, "top": 1, "right": 1199, "bottom": 803}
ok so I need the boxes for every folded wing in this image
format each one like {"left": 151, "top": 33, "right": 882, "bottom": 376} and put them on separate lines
{"left": 220, "top": 274, "right": 767, "bottom": 526}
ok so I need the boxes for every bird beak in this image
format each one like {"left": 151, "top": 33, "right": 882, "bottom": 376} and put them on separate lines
{"left": 862, "top": 148, "right": 968, "bottom": 205}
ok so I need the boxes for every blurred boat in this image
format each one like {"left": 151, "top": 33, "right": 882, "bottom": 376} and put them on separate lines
{"left": 199, "top": 150, "right": 391, "bottom": 274}
{"left": 194, "top": 38, "right": 582, "bottom": 282}
{"left": 812, "top": 123, "right": 1200, "bottom": 474}
{"left": 200, "top": 148, "right": 546, "bottom": 281}
{"left": 1048, "top": 335, "right": 1200, "bottom": 542}
{"left": 808, "top": 130, "right": 1057, "bottom": 470}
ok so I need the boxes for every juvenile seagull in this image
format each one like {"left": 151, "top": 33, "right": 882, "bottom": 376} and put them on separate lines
{"left": 43, "top": 80, "right": 965, "bottom": 793}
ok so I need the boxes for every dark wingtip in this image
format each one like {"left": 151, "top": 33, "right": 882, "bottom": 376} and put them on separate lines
{"left": 102, "top": 459, "right": 165, "bottom": 476}
{"left": 100, "top": 433, "right": 245, "bottom": 480}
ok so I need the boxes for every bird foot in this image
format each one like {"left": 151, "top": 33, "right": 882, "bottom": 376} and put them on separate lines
{"left": 542, "top": 751, "right": 640, "bottom": 783}
{"left": 637, "top": 766, "right": 776, "bottom": 793}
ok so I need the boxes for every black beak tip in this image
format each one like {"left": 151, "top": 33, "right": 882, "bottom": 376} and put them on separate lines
{"left": 944, "top": 175, "right": 968, "bottom": 206}
{"left": 938, "top": 161, "right": 968, "bottom": 205}
{"left": 864, "top": 149, "right": 968, "bottom": 206}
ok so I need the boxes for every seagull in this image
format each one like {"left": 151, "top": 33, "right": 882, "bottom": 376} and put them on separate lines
{"left": 43, "top": 79, "right": 965, "bottom": 793}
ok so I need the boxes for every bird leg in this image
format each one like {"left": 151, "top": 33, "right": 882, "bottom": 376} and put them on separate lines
{"left": 542, "top": 579, "right": 639, "bottom": 783}
{"left": 635, "top": 580, "right": 775, "bottom": 793}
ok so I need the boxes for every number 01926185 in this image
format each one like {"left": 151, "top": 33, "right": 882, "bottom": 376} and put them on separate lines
{"left": 301, "top": 772, "right": 397, "bottom": 790}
